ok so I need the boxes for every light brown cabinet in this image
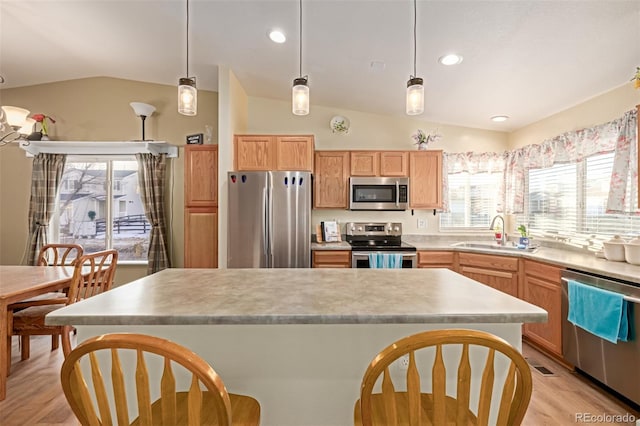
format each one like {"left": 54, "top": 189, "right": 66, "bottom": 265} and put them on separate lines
{"left": 458, "top": 252, "right": 519, "bottom": 297}
{"left": 409, "top": 150, "right": 443, "bottom": 209}
{"left": 417, "top": 251, "right": 456, "bottom": 270}
{"left": 313, "top": 151, "right": 350, "bottom": 209}
{"left": 522, "top": 260, "right": 564, "bottom": 356}
{"left": 350, "top": 151, "right": 408, "bottom": 177}
{"left": 184, "top": 145, "right": 218, "bottom": 268}
{"left": 312, "top": 250, "right": 351, "bottom": 268}
{"left": 234, "top": 135, "right": 314, "bottom": 171}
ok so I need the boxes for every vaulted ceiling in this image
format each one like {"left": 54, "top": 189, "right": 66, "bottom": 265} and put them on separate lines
{"left": 1, "top": 1, "right": 639, "bottom": 131}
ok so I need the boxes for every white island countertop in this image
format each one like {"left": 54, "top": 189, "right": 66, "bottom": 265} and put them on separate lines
{"left": 46, "top": 268, "right": 546, "bottom": 326}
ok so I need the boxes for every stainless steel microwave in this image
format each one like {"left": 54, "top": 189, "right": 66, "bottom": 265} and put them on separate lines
{"left": 349, "top": 177, "right": 409, "bottom": 210}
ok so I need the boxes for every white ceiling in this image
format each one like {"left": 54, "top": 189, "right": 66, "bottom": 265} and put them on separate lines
{"left": 1, "top": 0, "right": 639, "bottom": 131}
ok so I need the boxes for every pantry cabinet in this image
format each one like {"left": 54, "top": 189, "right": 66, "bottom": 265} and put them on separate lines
{"left": 457, "top": 252, "right": 519, "bottom": 297}
{"left": 184, "top": 145, "right": 218, "bottom": 268}
{"left": 312, "top": 250, "right": 351, "bottom": 268}
{"left": 522, "top": 259, "right": 564, "bottom": 356}
{"left": 409, "top": 150, "right": 443, "bottom": 209}
{"left": 314, "top": 151, "right": 350, "bottom": 209}
{"left": 234, "top": 135, "right": 314, "bottom": 171}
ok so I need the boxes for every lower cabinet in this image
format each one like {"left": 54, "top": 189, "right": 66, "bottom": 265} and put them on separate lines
{"left": 312, "top": 250, "right": 351, "bottom": 268}
{"left": 184, "top": 208, "right": 218, "bottom": 268}
{"left": 417, "top": 251, "right": 456, "bottom": 270}
{"left": 522, "top": 259, "right": 564, "bottom": 357}
{"left": 458, "top": 253, "right": 519, "bottom": 297}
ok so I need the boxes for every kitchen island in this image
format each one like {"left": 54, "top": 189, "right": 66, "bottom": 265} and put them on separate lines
{"left": 47, "top": 268, "right": 546, "bottom": 426}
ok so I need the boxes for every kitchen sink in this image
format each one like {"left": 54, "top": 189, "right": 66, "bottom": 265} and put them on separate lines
{"left": 451, "top": 241, "right": 539, "bottom": 253}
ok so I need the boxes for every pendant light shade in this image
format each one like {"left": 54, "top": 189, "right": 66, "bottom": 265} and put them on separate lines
{"left": 178, "top": 0, "right": 197, "bottom": 116}
{"left": 406, "top": 0, "right": 424, "bottom": 115}
{"left": 292, "top": 77, "right": 309, "bottom": 116}
{"left": 292, "top": 0, "right": 309, "bottom": 116}
{"left": 178, "top": 77, "right": 197, "bottom": 116}
{"left": 406, "top": 77, "right": 424, "bottom": 115}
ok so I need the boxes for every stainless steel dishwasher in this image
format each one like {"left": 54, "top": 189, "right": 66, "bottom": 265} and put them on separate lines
{"left": 561, "top": 269, "right": 640, "bottom": 405}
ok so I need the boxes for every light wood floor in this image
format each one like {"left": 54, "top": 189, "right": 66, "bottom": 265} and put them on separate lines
{"left": 0, "top": 335, "right": 638, "bottom": 425}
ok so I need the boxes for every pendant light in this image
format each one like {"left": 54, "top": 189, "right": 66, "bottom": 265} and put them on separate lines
{"left": 406, "top": 0, "right": 424, "bottom": 115}
{"left": 292, "top": 0, "right": 309, "bottom": 115}
{"left": 178, "top": 0, "right": 197, "bottom": 116}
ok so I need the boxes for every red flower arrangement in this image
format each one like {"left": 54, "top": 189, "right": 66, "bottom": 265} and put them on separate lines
{"left": 31, "top": 114, "right": 56, "bottom": 135}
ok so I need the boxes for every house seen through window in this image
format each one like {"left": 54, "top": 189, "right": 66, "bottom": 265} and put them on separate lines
{"left": 52, "top": 157, "right": 150, "bottom": 261}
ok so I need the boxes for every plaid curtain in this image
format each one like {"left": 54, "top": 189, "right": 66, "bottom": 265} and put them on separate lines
{"left": 27, "top": 153, "right": 66, "bottom": 265}
{"left": 136, "top": 153, "right": 171, "bottom": 274}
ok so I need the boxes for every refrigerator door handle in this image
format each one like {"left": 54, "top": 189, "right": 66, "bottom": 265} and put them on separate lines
{"left": 268, "top": 180, "right": 275, "bottom": 267}
{"left": 262, "top": 187, "right": 269, "bottom": 266}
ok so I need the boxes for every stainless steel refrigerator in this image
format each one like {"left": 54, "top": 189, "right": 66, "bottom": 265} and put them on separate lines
{"left": 227, "top": 171, "right": 311, "bottom": 268}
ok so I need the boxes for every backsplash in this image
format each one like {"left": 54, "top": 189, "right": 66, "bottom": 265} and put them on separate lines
{"left": 312, "top": 209, "right": 445, "bottom": 235}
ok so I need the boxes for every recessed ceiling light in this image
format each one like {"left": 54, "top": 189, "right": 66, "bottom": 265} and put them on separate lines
{"left": 491, "top": 115, "right": 509, "bottom": 122}
{"left": 438, "top": 54, "right": 463, "bottom": 66}
{"left": 370, "top": 61, "right": 386, "bottom": 72}
{"left": 268, "top": 30, "right": 286, "bottom": 43}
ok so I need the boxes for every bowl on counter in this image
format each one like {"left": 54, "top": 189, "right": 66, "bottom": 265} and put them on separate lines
{"left": 603, "top": 235, "right": 626, "bottom": 262}
{"left": 623, "top": 237, "right": 640, "bottom": 265}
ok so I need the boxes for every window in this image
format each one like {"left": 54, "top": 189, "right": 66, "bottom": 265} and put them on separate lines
{"left": 440, "top": 172, "right": 502, "bottom": 230}
{"left": 52, "top": 157, "right": 150, "bottom": 261}
{"left": 520, "top": 152, "right": 639, "bottom": 250}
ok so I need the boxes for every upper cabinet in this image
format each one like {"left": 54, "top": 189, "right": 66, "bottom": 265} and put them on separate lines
{"left": 314, "top": 151, "right": 350, "bottom": 209}
{"left": 184, "top": 145, "right": 218, "bottom": 207}
{"left": 234, "top": 135, "right": 314, "bottom": 171}
{"left": 409, "top": 150, "right": 443, "bottom": 209}
{"left": 350, "top": 151, "right": 408, "bottom": 177}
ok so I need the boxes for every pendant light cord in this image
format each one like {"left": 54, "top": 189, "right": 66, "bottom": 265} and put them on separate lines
{"left": 299, "top": 0, "right": 303, "bottom": 78}
{"left": 413, "top": 0, "right": 417, "bottom": 78}
{"left": 186, "top": 0, "right": 190, "bottom": 77}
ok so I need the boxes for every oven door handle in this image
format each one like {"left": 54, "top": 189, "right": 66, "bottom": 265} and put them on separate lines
{"left": 352, "top": 252, "right": 417, "bottom": 257}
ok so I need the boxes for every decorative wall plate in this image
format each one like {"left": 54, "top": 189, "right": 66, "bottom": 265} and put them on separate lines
{"left": 330, "top": 116, "right": 350, "bottom": 134}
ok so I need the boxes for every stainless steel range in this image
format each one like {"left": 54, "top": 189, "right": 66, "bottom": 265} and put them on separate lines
{"left": 346, "top": 222, "right": 417, "bottom": 268}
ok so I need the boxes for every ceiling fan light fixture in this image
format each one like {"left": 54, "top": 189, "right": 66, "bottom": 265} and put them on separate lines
{"left": 178, "top": 0, "right": 197, "bottom": 116}
{"left": 491, "top": 115, "right": 509, "bottom": 122}
{"left": 406, "top": 77, "right": 424, "bottom": 116}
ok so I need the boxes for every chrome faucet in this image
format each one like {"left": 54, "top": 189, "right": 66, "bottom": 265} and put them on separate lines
{"left": 489, "top": 215, "right": 506, "bottom": 245}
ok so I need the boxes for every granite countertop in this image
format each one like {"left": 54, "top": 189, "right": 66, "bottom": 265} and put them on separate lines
{"left": 46, "top": 268, "right": 547, "bottom": 326}
{"left": 312, "top": 236, "right": 640, "bottom": 284}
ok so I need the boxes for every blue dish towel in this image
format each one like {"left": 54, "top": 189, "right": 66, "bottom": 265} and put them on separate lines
{"left": 567, "top": 280, "right": 629, "bottom": 344}
{"left": 367, "top": 253, "right": 403, "bottom": 269}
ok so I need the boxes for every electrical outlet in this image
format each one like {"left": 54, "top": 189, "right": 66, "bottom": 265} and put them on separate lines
{"left": 417, "top": 218, "right": 427, "bottom": 229}
{"left": 397, "top": 354, "right": 410, "bottom": 371}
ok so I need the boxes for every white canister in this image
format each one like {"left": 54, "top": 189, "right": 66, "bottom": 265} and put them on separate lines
{"left": 603, "top": 235, "right": 626, "bottom": 262}
{"left": 623, "top": 236, "right": 640, "bottom": 265}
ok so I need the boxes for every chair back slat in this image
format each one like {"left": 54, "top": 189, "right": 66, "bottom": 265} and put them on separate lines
{"left": 89, "top": 352, "right": 113, "bottom": 425}
{"left": 135, "top": 349, "right": 153, "bottom": 426}
{"left": 456, "top": 343, "right": 472, "bottom": 424}
{"left": 476, "top": 348, "right": 496, "bottom": 424}
{"left": 71, "top": 361, "right": 101, "bottom": 426}
{"left": 37, "top": 243, "right": 83, "bottom": 266}
{"left": 496, "top": 362, "right": 517, "bottom": 426}
{"left": 431, "top": 344, "right": 446, "bottom": 424}
{"left": 61, "top": 333, "right": 239, "bottom": 426}
{"left": 187, "top": 375, "right": 203, "bottom": 425}
{"left": 67, "top": 250, "right": 117, "bottom": 305}
{"left": 160, "top": 358, "right": 177, "bottom": 425}
{"left": 406, "top": 351, "right": 421, "bottom": 426}
{"left": 381, "top": 368, "right": 397, "bottom": 426}
{"left": 356, "top": 329, "right": 533, "bottom": 426}
{"left": 110, "top": 348, "right": 130, "bottom": 426}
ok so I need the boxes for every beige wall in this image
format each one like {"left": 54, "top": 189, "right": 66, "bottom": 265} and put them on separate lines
{"left": 247, "top": 96, "right": 509, "bottom": 234}
{"left": 509, "top": 82, "right": 640, "bottom": 149}
{"left": 0, "top": 77, "right": 218, "bottom": 284}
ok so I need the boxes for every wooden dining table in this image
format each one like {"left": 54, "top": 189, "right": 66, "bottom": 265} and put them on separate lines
{"left": 0, "top": 265, "right": 75, "bottom": 401}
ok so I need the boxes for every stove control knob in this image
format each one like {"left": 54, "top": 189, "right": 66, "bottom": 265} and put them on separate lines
{"left": 350, "top": 225, "right": 355, "bottom": 231}
{"left": 357, "top": 226, "right": 363, "bottom": 232}
{"left": 394, "top": 226, "right": 400, "bottom": 232}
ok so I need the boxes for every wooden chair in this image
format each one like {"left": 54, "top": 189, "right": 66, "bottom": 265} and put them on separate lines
{"left": 354, "top": 329, "right": 532, "bottom": 426}
{"left": 61, "top": 333, "right": 261, "bottom": 426}
{"left": 8, "top": 249, "right": 117, "bottom": 365}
